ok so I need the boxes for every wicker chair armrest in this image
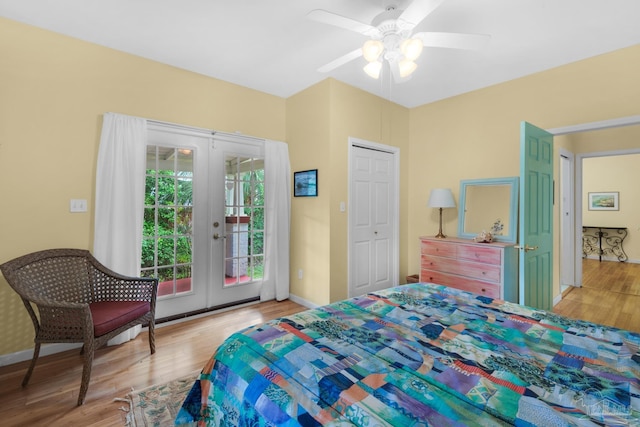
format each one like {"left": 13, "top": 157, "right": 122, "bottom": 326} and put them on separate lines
{"left": 36, "top": 302, "right": 91, "bottom": 342}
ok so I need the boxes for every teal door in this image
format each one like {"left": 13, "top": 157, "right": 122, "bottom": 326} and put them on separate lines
{"left": 519, "top": 122, "right": 554, "bottom": 310}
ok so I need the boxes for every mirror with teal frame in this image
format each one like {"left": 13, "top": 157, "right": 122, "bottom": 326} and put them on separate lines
{"left": 457, "top": 177, "right": 519, "bottom": 243}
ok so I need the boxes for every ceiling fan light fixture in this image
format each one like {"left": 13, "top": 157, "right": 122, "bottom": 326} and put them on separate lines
{"left": 364, "top": 60, "right": 382, "bottom": 79}
{"left": 362, "top": 40, "right": 384, "bottom": 62}
{"left": 398, "top": 59, "right": 417, "bottom": 78}
{"left": 400, "top": 38, "right": 423, "bottom": 61}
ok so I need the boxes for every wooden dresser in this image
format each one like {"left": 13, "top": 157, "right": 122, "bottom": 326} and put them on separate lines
{"left": 419, "top": 236, "right": 518, "bottom": 303}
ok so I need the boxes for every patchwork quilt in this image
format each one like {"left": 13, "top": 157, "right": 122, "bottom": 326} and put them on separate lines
{"left": 175, "top": 283, "right": 640, "bottom": 426}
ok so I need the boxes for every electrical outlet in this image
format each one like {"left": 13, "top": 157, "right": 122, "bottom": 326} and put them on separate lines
{"left": 298, "top": 269, "right": 303, "bottom": 280}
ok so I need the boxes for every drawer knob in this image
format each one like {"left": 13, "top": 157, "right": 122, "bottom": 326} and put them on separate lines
{"left": 482, "top": 288, "right": 486, "bottom": 292}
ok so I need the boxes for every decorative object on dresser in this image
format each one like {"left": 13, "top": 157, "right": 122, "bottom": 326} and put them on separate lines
{"left": 427, "top": 188, "right": 456, "bottom": 238}
{"left": 419, "top": 236, "right": 518, "bottom": 302}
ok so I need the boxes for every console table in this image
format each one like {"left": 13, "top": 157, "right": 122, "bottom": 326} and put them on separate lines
{"left": 582, "top": 226, "right": 628, "bottom": 262}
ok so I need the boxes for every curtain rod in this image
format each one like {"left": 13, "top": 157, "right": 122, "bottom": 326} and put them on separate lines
{"left": 147, "top": 118, "right": 214, "bottom": 136}
{"left": 113, "top": 113, "right": 265, "bottom": 143}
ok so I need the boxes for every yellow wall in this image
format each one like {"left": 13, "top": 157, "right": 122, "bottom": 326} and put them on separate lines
{"left": 286, "top": 79, "right": 410, "bottom": 305}
{"left": 408, "top": 44, "right": 640, "bottom": 300}
{"left": 2, "top": 15, "right": 639, "bottom": 358}
{"left": 0, "top": 18, "right": 286, "bottom": 355}
{"left": 286, "top": 81, "right": 332, "bottom": 304}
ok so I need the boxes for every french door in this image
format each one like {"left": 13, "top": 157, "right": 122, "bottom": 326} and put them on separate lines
{"left": 143, "top": 128, "right": 264, "bottom": 319}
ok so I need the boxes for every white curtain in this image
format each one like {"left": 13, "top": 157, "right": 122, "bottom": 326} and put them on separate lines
{"left": 94, "top": 112, "right": 147, "bottom": 344}
{"left": 262, "top": 140, "right": 291, "bottom": 301}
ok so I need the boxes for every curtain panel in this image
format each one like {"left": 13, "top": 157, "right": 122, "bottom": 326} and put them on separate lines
{"left": 94, "top": 112, "right": 147, "bottom": 344}
{"left": 262, "top": 139, "right": 291, "bottom": 301}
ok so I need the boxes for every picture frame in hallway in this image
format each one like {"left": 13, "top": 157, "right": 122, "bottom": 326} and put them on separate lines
{"left": 588, "top": 192, "right": 619, "bottom": 211}
{"left": 293, "top": 169, "right": 318, "bottom": 197}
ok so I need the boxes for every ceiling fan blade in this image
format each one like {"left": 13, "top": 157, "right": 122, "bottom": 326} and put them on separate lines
{"left": 414, "top": 32, "right": 491, "bottom": 50}
{"left": 317, "top": 48, "right": 363, "bottom": 73}
{"left": 307, "top": 9, "right": 378, "bottom": 36}
{"left": 398, "top": 0, "right": 445, "bottom": 29}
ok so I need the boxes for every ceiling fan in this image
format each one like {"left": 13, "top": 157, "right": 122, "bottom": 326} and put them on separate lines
{"left": 307, "top": 0, "right": 490, "bottom": 82}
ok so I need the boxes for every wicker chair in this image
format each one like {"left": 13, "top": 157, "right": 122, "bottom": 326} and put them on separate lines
{"left": 0, "top": 248, "right": 158, "bottom": 405}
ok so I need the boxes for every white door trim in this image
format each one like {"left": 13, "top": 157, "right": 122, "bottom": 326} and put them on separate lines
{"left": 547, "top": 115, "right": 640, "bottom": 135}
{"left": 559, "top": 149, "right": 575, "bottom": 289}
{"left": 347, "top": 137, "right": 400, "bottom": 298}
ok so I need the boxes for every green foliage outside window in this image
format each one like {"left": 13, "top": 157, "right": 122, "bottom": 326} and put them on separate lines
{"left": 142, "top": 165, "right": 265, "bottom": 283}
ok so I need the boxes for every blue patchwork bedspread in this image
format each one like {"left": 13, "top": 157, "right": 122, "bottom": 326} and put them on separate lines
{"left": 175, "top": 283, "right": 640, "bottom": 426}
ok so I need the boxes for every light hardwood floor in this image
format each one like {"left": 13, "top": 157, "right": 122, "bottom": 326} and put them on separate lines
{"left": 553, "top": 259, "right": 640, "bottom": 333}
{"left": 1, "top": 263, "right": 638, "bottom": 426}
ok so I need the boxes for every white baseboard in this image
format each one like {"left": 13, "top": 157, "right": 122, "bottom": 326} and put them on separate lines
{"left": 0, "top": 342, "right": 82, "bottom": 367}
{"left": 288, "top": 292, "right": 319, "bottom": 309}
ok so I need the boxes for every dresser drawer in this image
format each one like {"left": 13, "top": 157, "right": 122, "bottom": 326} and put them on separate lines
{"left": 420, "top": 256, "right": 501, "bottom": 283}
{"left": 421, "top": 239, "right": 456, "bottom": 258}
{"left": 456, "top": 244, "right": 502, "bottom": 265}
{"left": 420, "top": 269, "right": 500, "bottom": 299}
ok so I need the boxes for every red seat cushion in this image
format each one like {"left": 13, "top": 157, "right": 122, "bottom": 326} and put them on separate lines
{"left": 89, "top": 301, "right": 151, "bottom": 337}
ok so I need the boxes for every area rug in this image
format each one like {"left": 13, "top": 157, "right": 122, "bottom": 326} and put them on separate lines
{"left": 117, "top": 372, "right": 198, "bottom": 427}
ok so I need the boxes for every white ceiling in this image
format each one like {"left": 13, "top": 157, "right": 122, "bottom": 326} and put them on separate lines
{"left": 2, "top": 0, "right": 640, "bottom": 108}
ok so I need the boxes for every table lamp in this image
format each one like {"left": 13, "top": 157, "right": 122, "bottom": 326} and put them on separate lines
{"left": 428, "top": 188, "right": 456, "bottom": 238}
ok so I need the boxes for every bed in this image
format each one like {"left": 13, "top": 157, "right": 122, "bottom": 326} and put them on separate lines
{"left": 175, "top": 283, "right": 640, "bottom": 426}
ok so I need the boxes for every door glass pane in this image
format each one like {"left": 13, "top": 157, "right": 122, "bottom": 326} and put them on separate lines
{"left": 142, "top": 145, "right": 194, "bottom": 298}
{"left": 224, "top": 155, "right": 264, "bottom": 287}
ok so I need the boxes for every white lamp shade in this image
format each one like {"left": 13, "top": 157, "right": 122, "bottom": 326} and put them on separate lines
{"left": 428, "top": 188, "right": 456, "bottom": 208}
{"left": 364, "top": 61, "right": 382, "bottom": 79}
{"left": 398, "top": 59, "right": 417, "bottom": 78}
{"left": 400, "top": 38, "right": 423, "bottom": 61}
{"left": 362, "top": 40, "right": 384, "bottom": 62}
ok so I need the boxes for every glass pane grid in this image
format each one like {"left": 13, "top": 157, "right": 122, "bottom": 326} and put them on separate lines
{"left": 223, "top": 156, "right": 264, "bottom": 288}
{"left": 142, "top": 145, "right": 194, "bottom": 298}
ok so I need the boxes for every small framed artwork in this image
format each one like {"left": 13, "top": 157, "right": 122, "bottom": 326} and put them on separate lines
{"left": 588, "top": 192, "right": 619, "bottom": 211}
{"left": 294, "top": 169, "right": 318, "bottom": 197}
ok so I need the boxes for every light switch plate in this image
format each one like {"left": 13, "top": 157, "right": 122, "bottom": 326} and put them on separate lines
{"left": 70, "top": 199, "right": 87, "bottom": 212}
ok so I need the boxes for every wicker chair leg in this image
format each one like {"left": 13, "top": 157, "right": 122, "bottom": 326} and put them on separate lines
{"left": 149, "top": 322, "right": 156, "bottom": 354}
{"left": 77, "top": 342, "right": 94, "bottom": 406}
{"left": 22, "top": 342, "right": 40, "bottom": 387}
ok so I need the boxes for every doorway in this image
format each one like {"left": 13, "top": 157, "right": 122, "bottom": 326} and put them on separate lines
{"left": 548, "top": 116, "right": 640, "bottom": 295}
{"left": 574, "top": 149, "right": 640, "bottom": 286}
{"left": 144, "top": 127, "right": 265, "bottom": 319}
{"left": 348, "top": 137, "right": 400, "bottom": 298}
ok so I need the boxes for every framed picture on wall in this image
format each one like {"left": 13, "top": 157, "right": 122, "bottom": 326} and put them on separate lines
{"left": 588, "top": 192, "right": 619, "bottom": 211}
{"left": 294, "top": 169, "right": 318, "bottom": 197}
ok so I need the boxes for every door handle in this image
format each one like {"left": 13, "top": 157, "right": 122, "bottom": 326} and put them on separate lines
{"left": 515, "top": 244, "right": 538, "bottom": 252}
{"left": 213, "top": 233, "right": 226, "bottom": 240}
